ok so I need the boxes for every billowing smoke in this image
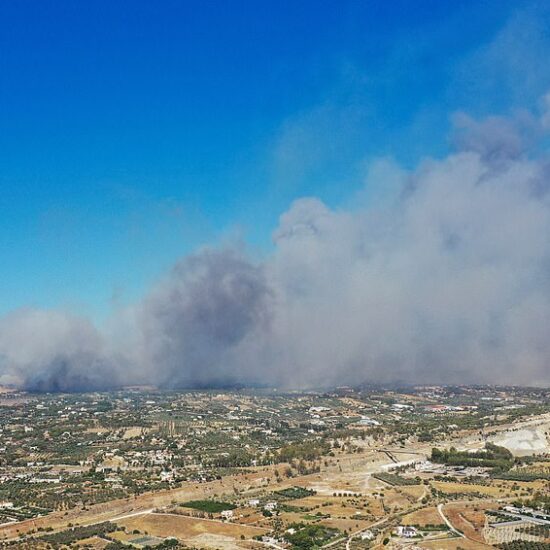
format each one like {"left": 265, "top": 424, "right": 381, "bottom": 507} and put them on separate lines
{"left": 267, "top": 152, "right": 550, "bottom": 387}
{"left": 138, "top": 249, "right": 273, "bottom": 388}
{"left": 1, "top": 107, "right": 550, "bottom": 391}
{"left": 0, "top": 309, "right": 119, "bottom": 391}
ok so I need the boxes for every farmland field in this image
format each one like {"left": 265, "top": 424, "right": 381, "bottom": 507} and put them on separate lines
{"left": 115, "top": 512, "right": 268, "bottom": 548}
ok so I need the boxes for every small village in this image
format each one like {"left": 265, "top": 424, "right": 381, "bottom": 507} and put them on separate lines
{"left": 0, "top": 385, "right": 547, "bottom": 549}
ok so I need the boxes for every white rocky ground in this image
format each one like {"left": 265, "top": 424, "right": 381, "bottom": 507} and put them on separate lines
{"left": 488, "top": 423, "right": 550, "bottom": 456}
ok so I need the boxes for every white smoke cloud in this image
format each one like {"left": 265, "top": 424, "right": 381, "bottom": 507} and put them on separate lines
{"left": 1, "top": 103, "right": 550, "bottom": 391}
{"left": 265, "top": 147, "right": 550, "bottom": 387}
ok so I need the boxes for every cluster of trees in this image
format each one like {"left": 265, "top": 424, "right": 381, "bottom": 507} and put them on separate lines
{"left": 105, "top": 539, "right": 180, "bottom": 549}
{"left": 497, "top": 542, "right": 550, "bottom": 550}
{"left": 495, "top": 471, "right": 550, "bottom": 482}
{"left": 372, "top": 473, "right": 420, "bottom": 486}
{"left": 412, "top": 523, "right": 449, "bottom": 532}
{"left": 431, "top": 443, "right": 513, "bottom": 470}
{"left": 517, "top": 524, "right": 550, "bottom": 538}
{"left": 40, "top": 521, "right": 117, "bottom": 545}
{"left": 284, "top": 523, "right": 340, "bottom": 550}
{"left": 210, "top": 449, "right": 253, "bottom": 468}
{"left": 180, "top": 500, "right": 236, "bottom": 513}
{"left": 278, "top": 441, "right": 330, "bottom": 463}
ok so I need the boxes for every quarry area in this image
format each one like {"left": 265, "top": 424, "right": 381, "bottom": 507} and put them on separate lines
{"left": 488, "top": 424, "right": 550, "bottom": 457}
{"left": 0, "top": 385, "right": 548, "bottom": 550}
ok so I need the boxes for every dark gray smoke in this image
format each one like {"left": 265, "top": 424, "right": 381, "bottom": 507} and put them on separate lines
{"left": 138, "top": 249, "right": 273, "bottom": 388}
{"left": 1, "top": 106, "right": 550, "bottom": 391}
{"left": 0, "top": 309, "right": 119, "bottom": 392}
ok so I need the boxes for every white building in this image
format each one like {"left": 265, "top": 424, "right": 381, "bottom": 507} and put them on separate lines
{"left": 396, "top": 526, "right": 417, "bottom": 538}
{"left": 221, "top": 510, "right": 234, "bottom": 520}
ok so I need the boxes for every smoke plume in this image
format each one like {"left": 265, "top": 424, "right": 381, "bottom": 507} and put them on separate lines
{"left": 1, "top": 106, "right": 550, "bottom": 391}
{"left": 0, "top": 309, "right": 119, "bottom": 391}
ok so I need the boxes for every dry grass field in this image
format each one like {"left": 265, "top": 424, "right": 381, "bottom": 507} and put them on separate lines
{"left": 287, "top": 493, "right": 392, "bottom": 521}
{"left": 433, "top": 478, "right": 544, "bottom": 501}
{"left": 444, "top": 503, "right": 488, "bottom": 543}
{"left": 399, "top": 484, "right": 426, "bottom": 499}
{"left": 317, "top": 516, "right": 373, "bottom": 532}
{"left": 432, "top": 481, "right": 505, "bottom": 497}
{"left": 115, "top": 512, "right": 268, "bottom": 548}
{"left": 402, "top": 506, "right": 443, "bottom": 526}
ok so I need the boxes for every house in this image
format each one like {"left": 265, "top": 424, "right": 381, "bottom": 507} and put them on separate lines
{"left": 358, "top": 416, "right": 380, "bottom": 426}
{"left": 29, "top": 477, "right": 61, "bottom": 484}
{"left": 160, "top": 470, "right": 174, "bottom": 482}
{"left": 396, "top": 526, "right": 417, "bottom": 538}
{"left": 392, "top": 403, "right": 413, "bottom": 411}
{"left": 248, "top": 499, "right": 260, "bottom": 507}
{"left": 221, "top": 510, "right": 234, "bottom": 520}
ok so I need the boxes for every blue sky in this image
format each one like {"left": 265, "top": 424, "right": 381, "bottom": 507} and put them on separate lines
{"left": 1, "top": 0, "right": 549, "bottom": 321}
